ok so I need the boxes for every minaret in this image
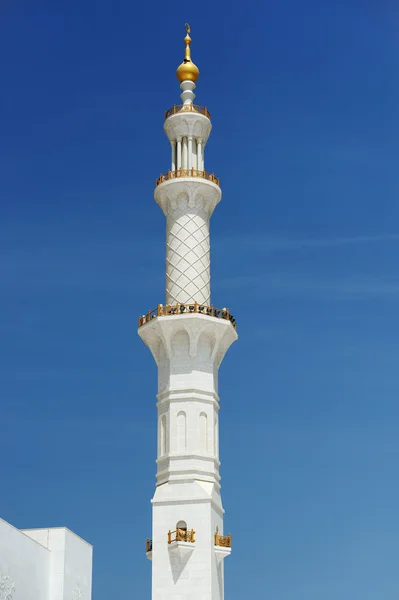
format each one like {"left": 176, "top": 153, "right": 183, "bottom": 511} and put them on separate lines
{"left": 139, "top": 24, "right": 237, "bottom": 600}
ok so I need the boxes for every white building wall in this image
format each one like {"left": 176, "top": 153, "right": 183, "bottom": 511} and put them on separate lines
{"left": 0, "top": 518, "right": 50, "bottom": 600}
{"left": 0, "top": 518, "right": 92, "bottom": 600}
{"left": 22, "top": 527, "right": 92, "bottom": 600}
{"left": 62, "top": 528, "right": 93, "bottom": 600}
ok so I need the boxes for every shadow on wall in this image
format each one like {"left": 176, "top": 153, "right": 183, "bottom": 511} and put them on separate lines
{"left": 169, "top": 521, "right": 194, "bottom": 584}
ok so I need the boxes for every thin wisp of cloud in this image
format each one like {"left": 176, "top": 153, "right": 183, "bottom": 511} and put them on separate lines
{"left": 217, "top": 272, "right": 399, "bottom": 299}
{"left": 217, "top": 233, "right": 399, "bottom": 251}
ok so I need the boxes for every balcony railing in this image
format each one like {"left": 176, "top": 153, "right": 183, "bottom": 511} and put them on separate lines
{"left": 156, "top": 169, "right": 220, "bottom": 187}
{"left": 138, "top": 303, "right": 236, "bottom": 330}
{"left": 214, "top": 533, "right": 232, "bottom": 548}
{"left": 168, "top": 528, "right": 195, "bottom": 544}
{"left": 165, "top": 104, "right": 210, "bottom": 121}
{"left": 146, "top": 539, "right": 152, "bottom": 553}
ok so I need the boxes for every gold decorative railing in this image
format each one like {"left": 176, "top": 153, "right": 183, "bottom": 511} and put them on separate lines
{"left": 156, "top": 169, "right": 220, "bottom": 187}
{"left": 138, "top": 303, "right": 236, "bottom": 330}
{"left": 165, "top": 104, "right": 210, "bottom": 121}
{"left": 214, "top": 533, "right": 232, "bottom": 548}
{"left": 146, "top": 538, "right": 152, "bottom": 553}
{"left": 168, "top": 528, "right": 195, "bottom": 544}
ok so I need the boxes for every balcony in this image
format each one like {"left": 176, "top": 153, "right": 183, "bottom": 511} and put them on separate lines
{"left": 168, "top": 528, "right": 195, "bottom": 544}
{"left": 156, "top": 169, "right": 220, "bottom": 187}
{"left": 138, "top": 303, "right": 236, "bottom": 330}
{"left": 165, "top": 104, "right": 210, "bottom": 121}
{"left": 214, "top": 532, "right": 232, "bottom": 564}
{"left": 214, "top": 533, "right": 232, "bottom": 548}
{"left": 168, "top": 528, "right": 196, "bottom": 560}
{"left": 145, "top": 538, "right": 152, "bottom": 560}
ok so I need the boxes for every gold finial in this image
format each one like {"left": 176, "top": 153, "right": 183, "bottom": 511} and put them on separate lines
{"left": 184, "top": 23, "right": 192, "bottom": 61}
{"left": 176, "top": 23, "right": 199, "bottom": 83}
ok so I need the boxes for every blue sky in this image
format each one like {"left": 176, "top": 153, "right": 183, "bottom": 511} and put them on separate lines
{"left": 1, "top": 0, "right": 399, "bottom": 598}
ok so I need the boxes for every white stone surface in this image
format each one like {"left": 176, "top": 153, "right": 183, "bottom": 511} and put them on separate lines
{"left": 151, "top": 490, "right": 226, "bottom": 600}
{"left": 158, "top": 88, "right": 220, "bottom": 306}
{"left": 139, "top": 312, "right": 237, "bottom": 600}
{"left": 214, "top": 546, "right": 231, "bottom": 565}
{"left": 0, "top": 518, "right": 92, "bottom": 600}
{"left": 0, "top": 518, "right": 49, "bottom": 600}
{"left": 164, "top": 112, "right": 211, "bottom": 159}
{"left": 180, "top": 80, "right": 196, "bottom": 105}
{"left": 143, "top": 73, "right": 236, "bottom": 600}
{"left": 154, "top": 179, "right": 221, "bottom": 306}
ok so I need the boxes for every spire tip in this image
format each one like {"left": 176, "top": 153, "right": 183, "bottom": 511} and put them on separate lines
{"left": 176, "top": 23, "right": 199, "bottom": 83}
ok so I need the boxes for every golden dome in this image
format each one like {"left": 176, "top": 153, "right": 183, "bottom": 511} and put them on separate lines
{"left": 176, "top": 24, "right": 199, "bottom": 83}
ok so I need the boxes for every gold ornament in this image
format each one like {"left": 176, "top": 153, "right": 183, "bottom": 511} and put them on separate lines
{"left": 176, "top": 23, "right": 199, "bottom": 83}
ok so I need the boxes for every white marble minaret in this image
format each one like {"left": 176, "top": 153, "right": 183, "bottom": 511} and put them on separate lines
{"left": 139, "top": 24, "right": 237, "bottom": 600}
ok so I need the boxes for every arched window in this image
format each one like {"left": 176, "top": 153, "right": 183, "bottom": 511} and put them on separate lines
{"left": 177, "top": 411, "right": 186, "bottom": 452}
{"left": 160, "top": 415, "right": 167, "bottom": 456}
{"left": 199, "top": 412, "right": 208, "bottom": 453}
{"left": 176, "top": 520, "right": 187, "bottom": 531}
{"left": 175, "top": 520, "right": 190, "bottom": 542}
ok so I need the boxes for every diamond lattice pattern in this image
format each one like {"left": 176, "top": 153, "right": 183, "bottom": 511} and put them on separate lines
{"left": 166, "top": 206, "right": 210, "bottom": 305}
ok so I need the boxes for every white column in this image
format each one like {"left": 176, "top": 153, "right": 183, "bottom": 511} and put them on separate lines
{"left": 201, "top": 143, "right": 205, "bottom": 171}
{"left": 192, "top": 138, "right": 197, "bottom": 171}
{"left": 176, "top": 137, "right": 182, "bottom": 170}
{"left": 180, "top": 80, "right": 196, "bottom": 105}
{"left": 171, "top": 140, "right": 176, "bottom": 171}
{"left": 187, "top": 136, "right": 193, "bottom": 170}
{"left": 197, "top": 139, "right": 203, "bottom": 171}
{"left": 182, "top": 137, "right": 188, "bottom": 169}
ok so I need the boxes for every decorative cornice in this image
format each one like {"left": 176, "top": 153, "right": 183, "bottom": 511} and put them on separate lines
{"left": 163, "top": 111, "right": 212, "bottom": 144}
{"left": 151, "top": 495, "right": 225, "bottom": 516}
{"left": 157, "top": 387, "right": 220, "bottom": 402}
{"left": 156, "top": 453, "right": 221, "bottom": 467}
{"left": 154, "top": 177, "right": 221, "bottom": 217}
{"left": 138, "top": 313, "right": 237, "bottom": 367}
{"left": 156, "top": 394, "right": 220, "bottom": 410}
{"left": 156, "top": 467, "right": 220, "bottom": 481}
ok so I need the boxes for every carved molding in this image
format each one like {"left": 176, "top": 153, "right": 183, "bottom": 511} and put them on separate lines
{"left": 164, "top": 112, "right": 212, "bottom": 144}
{"left": 0, "top": 574, "right": 15, "bottom": 600}
{"left": 72, "top": 577, "right": 84, "bottom": 600}
{"left": 154, "top": 178, "right": 221, "bottom": 218}
{"left": 138, "top": 314, "right": 237, "bottom": 367}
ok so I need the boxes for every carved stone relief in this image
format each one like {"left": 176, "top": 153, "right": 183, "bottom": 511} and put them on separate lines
{"left": 166, "top": 205, "right": 210, "bottom": 305}
{"left": 72, "top": 577, "right": 84, "bottom": 600}
{"left": 163, "top": 113, "right": 211, "bottom": 144}
{"left": 155, "top": 179, "right": 221, "bottom": 218}
{"left": 0, "top": 574, "right": 15, "bottom": 600}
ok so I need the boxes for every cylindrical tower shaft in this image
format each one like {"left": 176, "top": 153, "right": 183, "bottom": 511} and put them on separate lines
{"left": 166, "top": 197, "right": 210, "bottom": 305}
